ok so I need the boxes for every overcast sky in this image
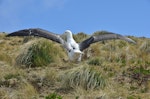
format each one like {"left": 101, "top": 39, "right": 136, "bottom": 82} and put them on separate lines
{"left": 0, "top": 0, "right": 150, "bottom": 37}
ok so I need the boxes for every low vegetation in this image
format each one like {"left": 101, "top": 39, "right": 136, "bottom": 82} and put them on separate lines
{"left": 16, "top": 39, "right": 65, "bottom": 67}
{"left": 60, "top": 65, "right": 106, "bottom": 90}
{"left": 0, "top": 32, "right": 150, "bottom": 99}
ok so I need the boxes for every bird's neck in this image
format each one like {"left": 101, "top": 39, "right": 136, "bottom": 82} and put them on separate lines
{"left": 67, "top": 33, "right": 74, "bottom": 42}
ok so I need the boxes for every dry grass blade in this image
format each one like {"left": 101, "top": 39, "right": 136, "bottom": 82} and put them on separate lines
{"left": 61, "top": 65, "right": 106, "bottom": 90}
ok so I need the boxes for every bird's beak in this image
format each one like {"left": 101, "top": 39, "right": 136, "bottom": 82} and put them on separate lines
{"left": 74, "top": 50, "right": 84, "bottom": 54}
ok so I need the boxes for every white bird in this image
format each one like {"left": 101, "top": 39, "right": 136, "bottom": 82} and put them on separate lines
{"left": 7, "top": 28, "right": 136, "bottom": 61}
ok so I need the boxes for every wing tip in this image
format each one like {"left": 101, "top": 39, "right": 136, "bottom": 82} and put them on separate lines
{"left": 126, "top": 37, "right": 136, "bottom": 44}
{"left": 6, "top": 32, "right": 16, "bottom": 37}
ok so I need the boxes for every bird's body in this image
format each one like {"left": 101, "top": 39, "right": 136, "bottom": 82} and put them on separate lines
{"left": 64, "top": 30, "right": 83, "bottom": 61}
{"left": 7, "top": 28, "right": 136, "bottom": 61}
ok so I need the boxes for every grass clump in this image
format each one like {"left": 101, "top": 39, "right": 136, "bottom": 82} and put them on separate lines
{"left": 45, "top": 93, "right": 62, "bottom": 99}
{"left": 16, "top": 39, "right": 64, "bottom": 67}
{"left": 73, "top": 32, "right": 89, "bottom": 42}
{"left": 88, "top": 57, "right": 102, "bottom": 66}
{"left": 133, "top": 66, "right": 150, "bottom": 75}
{"left": 130, "top": 67, "right": 150, "bottom": 86}
{"left": 0, "top": 53, "right": 12, "bottom": 64}
{"left": 139, "top": 41, "right": 150, "bottom": 53}
{"left": 0, "top": 89, "right": 9, "bottom": 99}
{"left": 15, "top": 82, "right": 38, "bottom": 99}
{"left": 61, "top": 65, "right": 106, "bottom": 90}
{"left": 4, "top": 73, "right": 20, "bottom": 80}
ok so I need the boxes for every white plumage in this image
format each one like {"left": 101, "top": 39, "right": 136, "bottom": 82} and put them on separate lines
{"left": 64, "top": 30, "right": 83, "bottom": 61}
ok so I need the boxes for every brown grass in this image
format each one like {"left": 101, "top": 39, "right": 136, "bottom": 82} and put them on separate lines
{"left": 0, "top": 33, "right": 150, "bottom": 99}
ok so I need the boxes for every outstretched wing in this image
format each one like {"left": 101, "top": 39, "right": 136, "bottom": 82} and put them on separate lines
{"left": 7, "top": 28, "right": 64, "bottom": 44}
{"left": 79, "top": 32, "right": 136, "bottom": 51}
{"left": 7, "top": 28, "right": 71, "bottom": 51}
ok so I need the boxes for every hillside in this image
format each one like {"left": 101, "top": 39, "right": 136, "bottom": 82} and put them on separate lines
{"left": 0, "top": 32, "right": 150, "bottom": 99}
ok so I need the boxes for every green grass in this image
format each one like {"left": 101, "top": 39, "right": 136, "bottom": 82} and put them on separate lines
{"left": 16, "top": 39, "right": 65, "bottom": 67}
{"left": 88, "top": 57, "right": 102, "bottom": 66}
{"left": 45, "top": 93, "right": 62, "bottom": 99}
{"left": 4, "top": 73, "right": 20, "bottom": 80}
{"left": 0, "top": 32, "right": 150, "bottom": 99}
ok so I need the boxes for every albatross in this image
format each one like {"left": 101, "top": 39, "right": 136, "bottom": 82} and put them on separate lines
{"left": 7, "top": 28, "right": 136, "bottom": 61}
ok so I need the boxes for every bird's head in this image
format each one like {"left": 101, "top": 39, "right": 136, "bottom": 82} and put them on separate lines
{"left": 65, "top": 30, "right": 72, "bottom": 34}
{"left": 64, "top": 30, "right": 73, "bottom": 38}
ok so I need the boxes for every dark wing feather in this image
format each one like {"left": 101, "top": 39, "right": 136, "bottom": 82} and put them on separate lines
{"left": 79, "top": 33, "right": 136, "bottom": 51}
{"left": 7, "top": 28, "right": 72, "bottom": 51}
{"left": 7, "top": 28, "right": 64, "bottom": 44}
{"left": 79, "top": 36, "right": 94, "bottom": 51}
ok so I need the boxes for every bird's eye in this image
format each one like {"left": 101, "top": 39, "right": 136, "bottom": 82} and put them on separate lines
{"left": 69, "top": 49, "right": 71, "bottom": 52}
{"left": 73, "top": 47, "right": 75, "bottom": 49}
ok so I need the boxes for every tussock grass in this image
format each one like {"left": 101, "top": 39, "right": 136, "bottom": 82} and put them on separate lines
{"left": 0, "top": 62, "right": 31, "bottom": 99}
{"left": 45, "top": 92, "right": 62, "bottom": 99}
{"left": 44, "top": 68, "right": 57, "bottom": 85}
{"left": 0, "top": 34, "right": 23, "bottom": 65}
{"left": 73, "top": 32, "right": 89, "bottom": 42}
{"left": 0, "top": 52, "right": 12, "bottom": 64}
{"left": 0, "top": 62, "right": 25, "bottom": 79}
{"left": 0, "top": 33, "right": 6, "bottom": 39}
{"left": 14, "top": 82, "right": 38, "bottom": 99}
{"left": 88, "top": 57, "right": 102, "bottom": 66}
{"left": 70, "top": 84, "right": 107, "bottom": 99}
{"left": 0, "top": 89, "right": 9, "bottom": 99}
{"left": 61, "top": 65, "right": 106, "bottom": 90}
{"left": 1, "top": 32, "right": 150, "bottom": 98}
{"left": 16, "top": 39, "right": 66, "bottom": 67}
{"left": 140, "top": 40, "right": 150, "bottom": 53}
{"left": 0, "top": 63, "right": 25, "bottom": 88}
